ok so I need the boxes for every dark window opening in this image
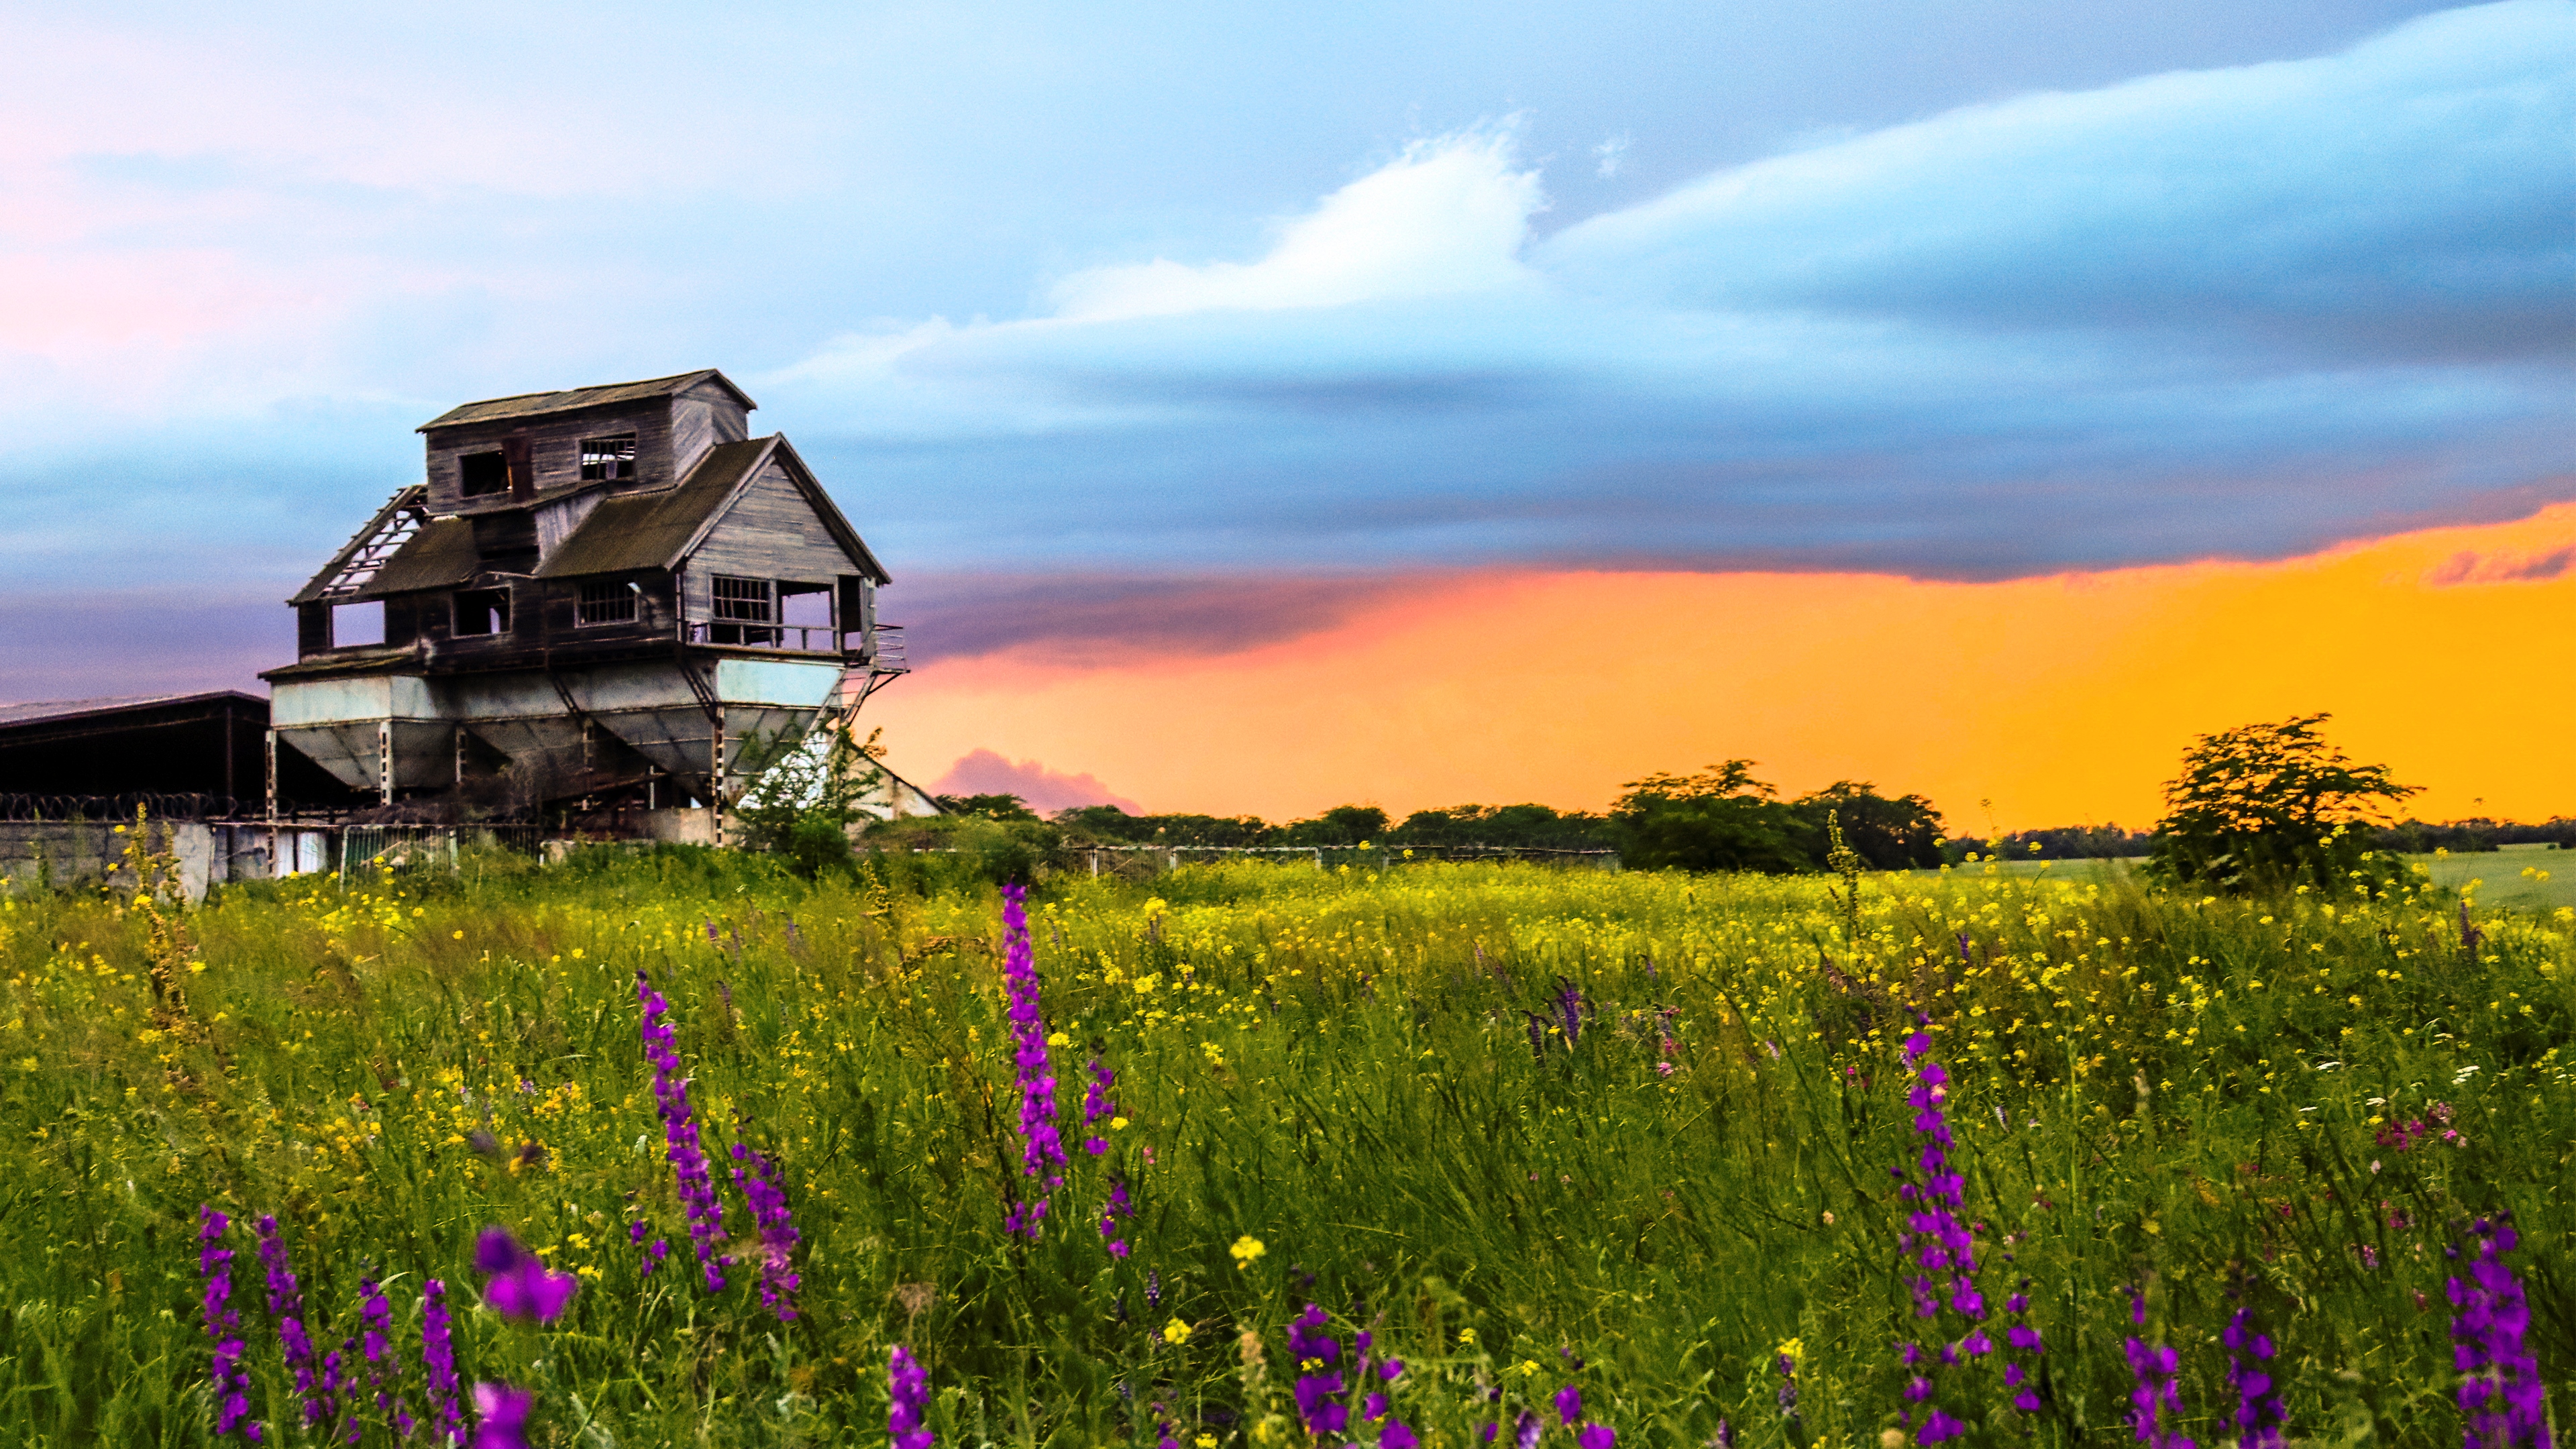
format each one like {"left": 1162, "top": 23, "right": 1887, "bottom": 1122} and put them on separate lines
{"left": 578, "top": 579, "right": 639, "bottom": 626}
{"left": 709, "top": 574, "right": 777, "bottom": 645}
{"left": 460, "top": 451, "right": 509, "bottom": 497}
{"left": 331, "top": 600, "right": 385, "bottom": 647}
{"left": 454, "top": 589, "right": 511, "bottom": 636}
{"left": 580, "top": 434, "right": 637, "bottom": 482}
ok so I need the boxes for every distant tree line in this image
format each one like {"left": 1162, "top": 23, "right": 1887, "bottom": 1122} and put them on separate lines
{"left": 910, "top": 714, "right": 2558, "bottom": 890}
{"left": 936, "top": 767, "right": 1947, "bottom": 874}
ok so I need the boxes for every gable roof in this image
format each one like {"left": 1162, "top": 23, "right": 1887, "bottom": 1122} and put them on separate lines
{"left": 533, "top": 435, "right": 891, "bottom": 584}
{"left": 417, "top": 369, "right": 757, "bottom": 432}
{"left": 288, "top": 484, "right": 432, "bottom": 606}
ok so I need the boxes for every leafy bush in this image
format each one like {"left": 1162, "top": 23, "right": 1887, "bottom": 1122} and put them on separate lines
{"left": 863, "top": 813, "right": 1061, "bottom": 886}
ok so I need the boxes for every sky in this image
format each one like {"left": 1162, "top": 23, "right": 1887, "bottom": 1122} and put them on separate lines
{"left": 1, "top": 0, "right": 2568, "bottom": 826}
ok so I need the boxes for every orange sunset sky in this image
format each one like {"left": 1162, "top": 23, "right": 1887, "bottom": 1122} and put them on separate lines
{"left": 870, "top": 503, "right": 2576, "bottom": 832}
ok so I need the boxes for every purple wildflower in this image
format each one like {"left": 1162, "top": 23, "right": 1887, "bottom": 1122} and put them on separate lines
{"left": 2123, "top": 1336, "right": 2192, "bottom": 1449}
{"left": 729, "top": 1140, "right": 804, "bottom": 1319}
{"left": 2002, "top": 1284, "right": 2047, "bottom": 1414}
{"left": 1513, "top": 1409, "right": 1542, "bottom": 1449}
{"left": 196, "top": 1207, "right": 261, "bottom": 1444}
{"left": 1710, "top": 1421, "right": 1736, "bottom": 1449}
{"left": 256, "top": 1214, "right": 334, "bottom": 1430}
{"left": 474, "top": 1228, "right": 579, "bottom": 1322}
{"left": 1891, "top": 1032, "right": 1984, "bottom": 1444}
{"left": 628, "top": 1218, "right": 673, "bottom": 1278}
{"left": 1524, "top": 1012, "right": 1549, "bottom": 1060}
{"left": 1776, "top": 1352, "right": 1800, "bottom": 1426}
{"left": 1556, "top": 978, "right": 1584, "bottom": 1044}
{"left": 2449, "top": 1214, "right": 2546, "bottom": 1449}
{"left": 1556, "top": 1385, "right": 1583, "bottom": 1426}
{"left": 358, "top": 1277, "right": 415, "bottom": 1440}
{"left": 1383, "top": 1422, "right": 1421, "bottom": 1449}
{"left": 2223, "top": 1307, "right": 2285, "bottom": 1449}
{"left": 322, "top": 1344, "right": 354, "bottom": 1443}
{"left": 1099, "top": 1176, "right": 1134, "bottom": 1258}
{"left": 999, "top": 884, "right": 1069, "bottom": 1238}
{"left": 890, "top": 1344, "right": 935, "bottom": 1449}
{"left": 637, "top": 967, "right": 729, "bottom": 1290}
{"left": 421, "top": 1280, "right": 466, "bottom": 1446}
{"left": 1288, "top": 1304, "right": 1348, "bottom": 1436}
{"left": 472, "top": 1382, "right": 534, "bottom": 1449}
{"left": 1576, "top": 1426, "right": 1617, "bottom": 1449}
{"left": 1081, "top": 1057, "right": 1120, "bottom": 1155}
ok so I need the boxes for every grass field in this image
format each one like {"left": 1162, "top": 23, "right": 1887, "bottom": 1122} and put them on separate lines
{"left": 1927, "top": 851, "right": 2574, "bottom": 914}
{"left": 0, "top": 845, "right": 2567, "bottom": 1447}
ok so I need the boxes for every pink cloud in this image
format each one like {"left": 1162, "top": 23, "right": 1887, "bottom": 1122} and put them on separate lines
{"left": 930, "top": 748, "right": 1142, "bottom": 816}
{"left": 2422, "top": 543, "right": 2575, "bottom": 586}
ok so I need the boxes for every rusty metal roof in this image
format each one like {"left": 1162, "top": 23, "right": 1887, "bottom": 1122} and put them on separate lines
{"left": 416, "top": 369, "right": 757, "bottom": 431}
{"left": 533, "top": 439, "right": 769, "bottom": 580}
{"left": 360, "top": 517, "right": 482, "bottom": 597}
{"left": 534, "top": 436, "right": 890, "bottom": 584}
{"left": 0, "top": 692, "right": 265, "bottom": 731}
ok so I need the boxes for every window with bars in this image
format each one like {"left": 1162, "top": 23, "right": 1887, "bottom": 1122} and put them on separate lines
{"left": 580, "top": 434, "right": 637, "bottom": 482}
{"left": 712, "top": 576, "right": 773, "bottom": 622}
{"left": 577, "top": 579, "right": 639, "bottom": 625}
{"left": 709, "top": 575, "right": 777, "bottom": 645}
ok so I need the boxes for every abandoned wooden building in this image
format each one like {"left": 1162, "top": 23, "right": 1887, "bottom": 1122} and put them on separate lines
{"left": 258, "top": 369, "right": 910, "bottom": 837}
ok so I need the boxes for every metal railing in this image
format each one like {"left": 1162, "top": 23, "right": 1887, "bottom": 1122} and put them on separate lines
{"left": 870, "top": 625, "right": 908, "bottom": 674}
{"left": 338, "top": 824, "right": 547, "bottom": 875}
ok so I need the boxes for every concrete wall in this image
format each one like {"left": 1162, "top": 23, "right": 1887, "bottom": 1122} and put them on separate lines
{"left": 0, "top": 822, "right": 339, "bottom": 901}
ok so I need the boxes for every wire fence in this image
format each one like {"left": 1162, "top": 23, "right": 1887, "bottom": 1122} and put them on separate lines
{"left": 0, "top": 793, "right": 262, "bottom": 822}
{"left": 1062, "top": 843, "right": 1619, "bottom": 875}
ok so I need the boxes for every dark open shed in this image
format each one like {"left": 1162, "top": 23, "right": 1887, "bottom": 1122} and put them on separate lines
{"left": 0, "top": 692, "right": 359, "bottom": 809}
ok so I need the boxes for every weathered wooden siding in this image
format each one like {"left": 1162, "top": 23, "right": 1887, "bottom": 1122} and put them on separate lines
{"left": 424, "top": 404, "right": 680, "bottom": 515}
{"left": 678, "top": 462, "right": 867, "bottom": 622}
{"left": 669, "top": 380, "right": 752, "bottom": 482}
{"left": 388, "top": 574, "right": 677, "bottom": 663}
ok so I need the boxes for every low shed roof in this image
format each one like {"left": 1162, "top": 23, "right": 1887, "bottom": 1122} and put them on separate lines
{"left": 417, "top": 369, "right": 756, "bottom": 432}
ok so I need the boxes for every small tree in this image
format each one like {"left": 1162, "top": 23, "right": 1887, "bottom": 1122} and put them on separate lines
{"left": 2149, "top": 713, "right": 2419, "bottom": 894}
{"left": 1610, "top": 760, "right": 1810, "bottom": 874}
{"left": 1787, "top": 780, "right": 1946, "bottom": 869}
{"left": 736, "top": 724, "right": 888, "bottom": 877}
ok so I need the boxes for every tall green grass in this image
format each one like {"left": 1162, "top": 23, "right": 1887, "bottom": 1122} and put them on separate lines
{"left": 0, "top": 849, "right": 2566, "bottom": 1447}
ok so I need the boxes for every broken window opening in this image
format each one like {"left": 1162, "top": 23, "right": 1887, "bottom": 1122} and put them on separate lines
{"left": 460, "top": 451, "right": 509, "bottom": 497}
{"left": 778, "top": 582, "right": 835, "bottom": 649}
{"left": 709, "top": 574, "right": 778, "bottom": 645}
{"left": 454, "top": 589, "right": 511, "bottom": 637}
{"left": 578, "top": 578, "right": 640, "bottom": 626}
{"left": 579, "top": 434, "right": 637, "bottom": 482}
{"left": 331, "top": 600, "right": 386, "bottom": 648}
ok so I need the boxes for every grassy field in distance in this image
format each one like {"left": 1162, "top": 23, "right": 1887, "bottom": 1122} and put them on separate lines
{"left": 1909, "top": 849, "right": 2573, "bottom": 912}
